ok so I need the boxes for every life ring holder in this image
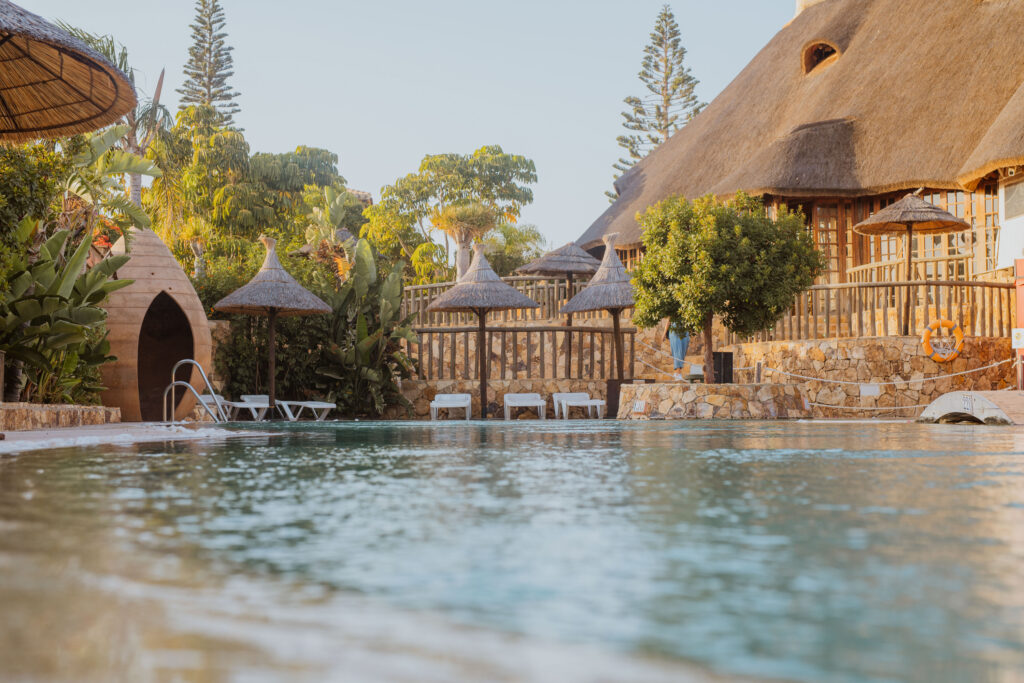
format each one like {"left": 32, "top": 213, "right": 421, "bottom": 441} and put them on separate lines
{"left": 921, "top": 319, "right": 965, "bottom": 363}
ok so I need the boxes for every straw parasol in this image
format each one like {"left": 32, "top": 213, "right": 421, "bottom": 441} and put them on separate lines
{"left": 515, "top": 242, "right": 600, "bottom": 327}
{"left": 561, "top": 233, "right": 635, "bottom": 380}
{"left": 0, "top": 1, "right": 136, "bottom": 141}
{"left": 214, "top": 235, "right": 331, "bottom": 410}
{"left": 427, "top": 245, "right": 539, "bottom": 418}
{"left": 854, "top": 194, "right": 969, "bottom": 335}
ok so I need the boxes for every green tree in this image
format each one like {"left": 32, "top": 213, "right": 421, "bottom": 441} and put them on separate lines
{"left": 632, "top": 193, "right": 824, "bottom": 383}
{"left": 610, "top": 4, "right": 704, "bottom": 199}
{"left": 363, "top": 145, "right": 537, "bottom": 282}
{"left": 56, "top": 23, "right": 173, "bottom": 205}
{"left": 481, "top": 223, "right": 546, "bottom": 276}
{"left": 177, "top": 0, "right": 241, "bottom": 125}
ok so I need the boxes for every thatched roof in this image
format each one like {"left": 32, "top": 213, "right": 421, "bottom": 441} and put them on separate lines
{"left": 561, "top": 234, "right": 634, "bottom": 314}
{"left": 426, "top": 245, "right": 539, "bottom": 313}
{"left": 213, "top": 235, "right": 331, "bottom": 317}
{"left": 515, "top": 242, "right": 601, "bottom": 277}
{"left": 580, "top": 0, "right": 1024, "bottom": 248}
{"left": 0, "top": 1, "right": 136, "bottom": 141}
{"left": 854, "top": 194, "right": 970, "bottom": 236}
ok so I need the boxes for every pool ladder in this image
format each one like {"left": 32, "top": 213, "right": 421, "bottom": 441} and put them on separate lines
{"left": 162, "top": 359, "right": 229, "bottom": 423}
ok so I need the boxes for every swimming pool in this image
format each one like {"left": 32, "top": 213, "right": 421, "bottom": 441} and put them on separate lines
{"left": 2, "top": 420, "right": 1024, "bottom": 682}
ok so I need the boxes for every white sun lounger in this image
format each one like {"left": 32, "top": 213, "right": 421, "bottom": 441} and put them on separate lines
{"left": 430, "top": 393, "right": 472, "bottom": 420}
{"left": 217, "top": 394, "right": 271, "bottom": 421}
{"left": 553, "top": 392, "right": 606, "bottom": 419}
{"left": 503, "top": 393, "right": 546, "bottom": 420}
{"left": 276, "top": 400, "right": 335, "bottom": 422}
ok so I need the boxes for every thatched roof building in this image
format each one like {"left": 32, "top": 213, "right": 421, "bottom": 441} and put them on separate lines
{"left": 579, "top": 0, "right": 1024, "bottom": 275}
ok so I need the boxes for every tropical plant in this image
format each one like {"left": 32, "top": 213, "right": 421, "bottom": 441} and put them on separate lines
{"left": 316, "top": 239, "right": 417, "bottom": 416}
{"left": 481, "top": 223, "right": 546, "bottom": 276}
{"left": 56, "top": 22, "right": 173, "bottom": 205}
{"left": 631, "top": 193, "right": 824, "bottom": 382}
{"left": 0, "top": 222, "right": 133, "bottom": 403}
{"left": 431, "top": 202, "right": 497, "bottom": 279}
{"left": 363, "top": 145, "right": 537, "bottom": 282}
{"left": 610, "top": 4, "right": 704, "bottom": 199}
{"left": 178, "top": 0, "right": 241, "bottom": 125}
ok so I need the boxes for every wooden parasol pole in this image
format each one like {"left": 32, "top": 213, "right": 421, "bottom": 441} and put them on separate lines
{"left": 477, "top": 308, "right": 488, "bottom": 419}
{"left": 611, "top": 307, "right": 624, "bottom": 380}
{"left": 565, "top": 272, "right": 573, "bottom": 377}
{"left": 267, "top": 308, "right": 278, "bottom": 411}
{"left": 903, "top": 223, "right": 913, "bottom": 336}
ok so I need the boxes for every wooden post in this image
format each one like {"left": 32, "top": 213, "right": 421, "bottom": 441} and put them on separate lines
{"left": 477, "top": 310, "right": 488, "bottom": 419}
{"left": 267, "top": 308, "right": 278, "bottom": 411}
{"left": 611, "top": 308, "right": 624, "bottom": 381}
{"left": 903, "top": 223, "right": 913, "bottom": 336}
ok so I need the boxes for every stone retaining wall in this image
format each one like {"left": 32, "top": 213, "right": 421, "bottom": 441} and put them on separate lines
{"left": 726, "top": 336, "right": 1013, "bottom": 418}
{"left": 0, "top": 403, "right": 121, "bottom": 431}
{"left": 618, "top": 383, "right": 810, "bottom": 420}
{"left": 388, "top": 379, "right": 608, "bottom": 420}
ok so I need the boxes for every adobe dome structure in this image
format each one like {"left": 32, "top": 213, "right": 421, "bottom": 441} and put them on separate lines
{"left": 100, "top": 229, "right": 212, "bottom": 422}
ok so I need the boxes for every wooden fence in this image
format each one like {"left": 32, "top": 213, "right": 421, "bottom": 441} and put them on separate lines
{"left": 403, "top": 277, "right": 607, "bottom": 326}
{"left": 407, "top": 325, "right": 636, "bottom": 381}
{"left": 727, "top": 280, "right": 1015, "bottom": 344}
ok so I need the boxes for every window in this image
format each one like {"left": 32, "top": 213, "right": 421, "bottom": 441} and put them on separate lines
{"left": 803, "top": 42, "right": 838, "bottom": 74}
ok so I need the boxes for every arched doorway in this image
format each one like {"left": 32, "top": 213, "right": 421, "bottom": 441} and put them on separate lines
{"left": 137, "top": 292, "right": 195, "bottom": 421}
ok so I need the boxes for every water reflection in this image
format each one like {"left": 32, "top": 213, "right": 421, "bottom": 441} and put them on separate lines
{"left": 2, "top": 422, "right": 1024, "bottom": 682}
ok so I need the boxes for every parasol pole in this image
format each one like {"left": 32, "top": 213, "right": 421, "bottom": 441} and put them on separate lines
{"left": 611, "top": 307, "right": 624, "bottom": 380}
{"left": 903, "top": 223, "right": 913, "bottom": 336}
{"left": 477, "top": 308, "right": 488, "bottom": 419}
{"left": 565, "top": 271, "right": 573, "bottom": 377}
{"left": 267, "top": 307, "right": 278, "bottom": 412}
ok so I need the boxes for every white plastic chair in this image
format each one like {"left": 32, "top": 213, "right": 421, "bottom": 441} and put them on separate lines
{"left": 277, "top": 400, "right": 335, "bottom": 421}
{"left": 503, "top": 393, "right": 546, "bottom": 420}
{"left": 430, "top": 393, "right": 472, "bottom": 420}
{"left": 552, "top": 392, "right": 589, "bottom": 419}
{"left": 219, "top": 394, "right": 271, "bottom": 421}
{"left": 558, "top": 393, "right": 606, "bottom": 419}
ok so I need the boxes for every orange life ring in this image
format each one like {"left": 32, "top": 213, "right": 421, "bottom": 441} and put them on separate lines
{"left": 921, "top": 319, "right": 965, "bottom": 363}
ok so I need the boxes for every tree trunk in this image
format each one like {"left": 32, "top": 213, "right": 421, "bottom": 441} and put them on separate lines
{"left": 703, "top": 312, "right": 715, "bottom": 384}
{"left": 129, "top": 172, "right": 143, "bottom": 207}
{"left": 455, "top": 234, "right": 473, "bottom": 280}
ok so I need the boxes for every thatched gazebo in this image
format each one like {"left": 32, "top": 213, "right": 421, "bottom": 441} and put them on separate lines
{"left": 214, "top": 235, "right": 331, "bottom": 411}
{"left": 427, "top": 245, "right": 539, "bottom": 418}
{"left": 0, "top": 0, "right": 136, "bottom": 141}
{"left": 854, "top": 194, "right": 969, "bottom": 334}
{"left": 561, "top": 233, "right": 635, "bottom": 380}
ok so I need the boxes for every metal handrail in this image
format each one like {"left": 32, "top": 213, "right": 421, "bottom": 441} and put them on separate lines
{"left": 163, "top": 381, "right": 222, "bottom": 423}
{"left": 165, "top": 359, "right": 229, "bottom": 423}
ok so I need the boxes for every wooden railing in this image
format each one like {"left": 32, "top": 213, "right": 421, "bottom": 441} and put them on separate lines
{"left": 845, "top": 255, "right": 972, "bottom": 283}
{"left": 407, "top": 325, "right": 636, "bottom": 381}
{"left": 727, "top": 280, "right": 1014, "bottom": 344}
{"left": 403, "top": 277, "right": 607, "bottom": 326}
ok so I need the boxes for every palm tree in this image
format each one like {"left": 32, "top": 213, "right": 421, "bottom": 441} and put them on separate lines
{"left": 431, "top": 203, "right": 498, "bottom": 280}
{"left": 56, "top": 24, "right": 172, "bottom": 206}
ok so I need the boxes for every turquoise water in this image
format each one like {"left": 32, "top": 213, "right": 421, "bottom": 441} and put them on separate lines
{"left": 3, "top": 420, "right": 1024, "bottom": 682}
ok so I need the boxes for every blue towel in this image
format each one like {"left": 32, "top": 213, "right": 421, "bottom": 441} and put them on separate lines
{"left": 668, "top": 329, "right": 690, "bottom": 369}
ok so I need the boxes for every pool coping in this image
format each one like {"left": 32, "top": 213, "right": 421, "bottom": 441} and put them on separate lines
{"left": 0, "top": 423, "right": 276, "bottom": 455}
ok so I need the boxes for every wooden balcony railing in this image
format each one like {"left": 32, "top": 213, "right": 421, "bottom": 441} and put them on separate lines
{"left": 845, "top": 254, "right": 972, "bottom": 283}
{"left": 407, "top": 325, "right": 636, "bottom": 381}
{"left": 727, "top": 280, "right": 1014, "bottom": 344}
{"left": 403, "top": 277, "right": 608, "bottom": 326}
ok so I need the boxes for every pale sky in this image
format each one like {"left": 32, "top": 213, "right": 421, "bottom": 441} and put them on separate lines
{"left": 28, "top": 0, "right": 794, "bottom": 247}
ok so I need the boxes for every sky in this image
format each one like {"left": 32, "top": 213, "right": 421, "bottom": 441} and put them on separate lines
{"left": 29, "top": 0, "right": 794, "bottom": 247}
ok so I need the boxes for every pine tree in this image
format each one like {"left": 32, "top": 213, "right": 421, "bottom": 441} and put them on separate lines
{"left": 177, "top": 0, "right": 241, "bottom": 125}
{"left": 608, "top": 5, "right": 704, "bottom": 199}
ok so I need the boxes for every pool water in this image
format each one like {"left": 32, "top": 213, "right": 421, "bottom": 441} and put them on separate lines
{"left": 3, "top": 420, "right": 1024, "bottom": 682}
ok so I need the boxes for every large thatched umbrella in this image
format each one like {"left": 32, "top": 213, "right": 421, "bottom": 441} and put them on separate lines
{"left": 561, "top": 233, "right": 635, "bottom": 380}
{"left": 214, "top": 235, "right": 330, "bottom": 410}
{"left": 515, "top": 242, "right": 600, "bottom": 326}
{"left": 427, "top": 245, "right": 538, "bottom": 418}
{"left": 0, "top": 1, "right": 136, "bottom": 141}
{"left": 854, "top": 194, "right": 969, "bottom": 335}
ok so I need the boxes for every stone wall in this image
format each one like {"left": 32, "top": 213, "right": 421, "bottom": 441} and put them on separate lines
{"left": 618, "top": 383, "right": 810, "bottom": 420}
{"left": 726, "top": 336, "right": 1013, "bottom": 418}
{"left": 388, "top": 379, "right": 608, "bottom": 420}
{"left": 0, "top": 403, "right": 121, "bottom": 431}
